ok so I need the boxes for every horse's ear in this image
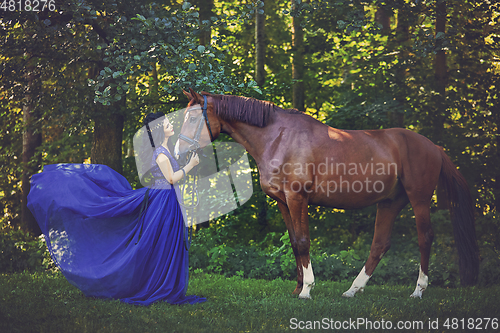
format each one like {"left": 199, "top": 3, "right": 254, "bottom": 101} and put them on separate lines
{"left": 182, "top": 89, "right": 193, "bottom": 100}
{"left": 188, "top": 87, "right": 204, "bottom": 104}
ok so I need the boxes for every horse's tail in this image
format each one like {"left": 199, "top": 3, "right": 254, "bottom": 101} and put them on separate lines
{"left": 438, "top": 147, "right": 479, "bottom": 286}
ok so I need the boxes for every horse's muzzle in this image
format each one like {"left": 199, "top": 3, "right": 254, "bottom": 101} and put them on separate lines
{"left": 178, "top": 151, "right": 190, "bottom": 168}
{"left": 178, "top": 148, "right": 205, "bottom": 168}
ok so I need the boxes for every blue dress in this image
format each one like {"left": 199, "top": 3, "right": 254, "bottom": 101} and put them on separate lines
{"left": 27, "top": 146, "right": 206, "bottom": 306}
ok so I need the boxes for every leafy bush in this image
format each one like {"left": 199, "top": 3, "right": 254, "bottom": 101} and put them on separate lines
{"left": 189, "top": 210, "right": 500, "bottom": 288}
{"left": 0, "top": 229, "right": 54, "bottom": 273}
{"left": 476, "top": 212, "right": 500, "bottom": 286}
{"left": 2, "top": 209, "right": 499, "bottom": 290}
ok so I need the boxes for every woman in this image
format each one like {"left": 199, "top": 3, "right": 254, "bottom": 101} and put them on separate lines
{"left": 27, "top": 112, "right": 205, "bottom": 306}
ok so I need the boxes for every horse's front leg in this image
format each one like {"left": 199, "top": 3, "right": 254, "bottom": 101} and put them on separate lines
{"left": 276, "top": 202, "right": 303, "bottom": 295}
{"left": 282, "top": 193, "right": 314, "bottom": 299}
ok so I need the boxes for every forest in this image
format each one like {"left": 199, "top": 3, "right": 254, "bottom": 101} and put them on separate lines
{"left": 1, "top": 0, "right": 500, "bottom": 288}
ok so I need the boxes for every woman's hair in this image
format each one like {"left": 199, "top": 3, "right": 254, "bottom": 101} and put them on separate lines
{"left": 144, "top": 112, "right": 165, "bottom": 148}
{"left": 135, "top": 112, "right": 176, "bottom": 187}
{"left": 144, "top": 112, "right": 175, "bottom": 154}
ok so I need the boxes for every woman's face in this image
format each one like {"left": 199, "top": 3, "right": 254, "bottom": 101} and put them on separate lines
{"left": 163, "top": 118, "right": 174, "bottom": 137}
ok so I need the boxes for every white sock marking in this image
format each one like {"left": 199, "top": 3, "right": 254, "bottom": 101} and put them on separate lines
{"left": 298, "top": 260, "right": 315, "bottom": 299}
{"left": 343, "top": 266, "right": 371, "bottom": 298}
{"left": 174, "top": 140, "right": 180, "bottom": 159}
{"left": 410, "top": 265, "right": 428, "bottom": 299}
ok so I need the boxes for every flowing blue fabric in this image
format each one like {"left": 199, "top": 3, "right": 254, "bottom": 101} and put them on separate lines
{"left": 27, "top": 146, "right": 206, "bottom": 306}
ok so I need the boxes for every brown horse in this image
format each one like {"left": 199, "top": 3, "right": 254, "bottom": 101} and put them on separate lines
{"left": 176, "top": 89, "right": 479, "bottom": 299}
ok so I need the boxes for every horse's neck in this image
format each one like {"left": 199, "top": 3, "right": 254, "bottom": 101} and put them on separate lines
{"left": 222, "top": 121, "right": 266, "bottom": 159}
{"left": 221, "top": 112, "right": 286, "bottom": 165}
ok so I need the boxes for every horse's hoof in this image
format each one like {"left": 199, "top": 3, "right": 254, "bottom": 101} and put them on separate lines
{"left": 298, "top": 294, "right": 311, "bottom": 300}
{"left": 342, "top": 286, "right": 363, "bottom": 298}
{"left": 410, "top": 292, "right": 422, "bottom": 299}
{"left": 410, "top": 287, "right": 424, "bottom": 299}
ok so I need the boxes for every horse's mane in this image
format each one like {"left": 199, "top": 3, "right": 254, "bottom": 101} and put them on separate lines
{"left": 210, "top": 94, "right": 303, "bottom": 128}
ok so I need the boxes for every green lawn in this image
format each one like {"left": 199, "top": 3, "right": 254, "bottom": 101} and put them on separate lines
{"left": 1, "top": 271, "right": 499, "bottom": 332}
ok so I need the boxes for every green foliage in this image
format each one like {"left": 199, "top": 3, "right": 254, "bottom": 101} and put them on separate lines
{"left": 0, "top": 228, "right": 54, "bottom": 273}
{"left": 1, "top": 0, "right": 498, "bottom": 213}
{"left": 476, "top": 212, "right": 500, "bottom": 286}
{"left": 207, "top": 243, "right": 234, "bottom": 274}
{"left": 90, "top": 1, "right": 265, "bottom": 107}
{"left": 272, "top": 231, "right": 296, "bottom": 278}
{"left": 0, "top": 107, "right": 23, "bottom": 227}
{"left": 2, "top": 1, "right": 500, "bottom": 311}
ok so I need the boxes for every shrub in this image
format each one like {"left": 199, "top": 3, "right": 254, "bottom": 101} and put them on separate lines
{"left": 0, "top": 229, "right": 54, "bottom": 273}
{"left": 189, "top": 211, "right": 500, "bottom": 288}
{"left": 2, "top": 209, "right": 499, "bottom": 289}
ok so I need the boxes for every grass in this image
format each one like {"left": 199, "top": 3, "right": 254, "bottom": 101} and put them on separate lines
{"left": 1, "top": 271, "right": 500, "bottom": 332}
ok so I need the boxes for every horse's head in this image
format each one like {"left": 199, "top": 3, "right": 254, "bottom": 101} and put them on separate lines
{"left": 175, "top": 88, "right": 221, "bottom": 166}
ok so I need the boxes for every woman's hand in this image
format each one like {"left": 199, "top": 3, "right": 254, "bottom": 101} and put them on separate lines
{"left": 188, "top": 152, "right": 200, "bottom": 168}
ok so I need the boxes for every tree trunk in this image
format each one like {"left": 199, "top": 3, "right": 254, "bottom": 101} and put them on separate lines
{"left": 292, "top": 0, "right": 304, "bottom": 111}
{"left": 149, "top": 63, "right": 159, "bottom": 111}
{"left": 255, "top": 0, "right": 266, "bottom": 87}
{"left": 197, "top": 0, "right": 213, "bottom": 46}
{"left": 434, "top": 0, "right": 447, "bottom": 144}
{"left": 91, "top": 110, "right": 124, "bottom": 174}
{"left": 254, "top": 1, "right": 269, "bottom": 230}
{"left": 495, "top": 118, "right": 500, "bottom": 211}
{"left": 375, "top": 6, "right": 391, "bottom": 33}
{"left": 392, "top": 5, "right": 409, "bottom": 128}
{"left": 88, "top": 65, "right": 125, "bottom": 174}
{"left": 434, "top": 0, "right": 448, "bottom": 210}
{"left": 21, "top": 62, "right": 42, "bottom": 235}
{"left": 375, "top": 6, "right": 400, "bottom": 127}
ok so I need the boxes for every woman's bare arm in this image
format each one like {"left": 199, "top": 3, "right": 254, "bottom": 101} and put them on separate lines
{"left": 155, "top": 153, "right": 199, "bottom": 184}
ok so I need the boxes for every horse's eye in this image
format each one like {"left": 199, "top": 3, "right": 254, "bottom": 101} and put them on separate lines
{"left": 189, "top": 117, "right": 197, "bottom": 124}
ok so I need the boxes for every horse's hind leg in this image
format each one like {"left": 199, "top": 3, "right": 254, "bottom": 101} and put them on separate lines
{"left": 343, "top": 195, "right": 408, "bottom": 297}
{"left": 409, "top": 203, "right": 434, "bottom": 298}
{"left": 403, "top": 167, "right": 438, "bottom": 298}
